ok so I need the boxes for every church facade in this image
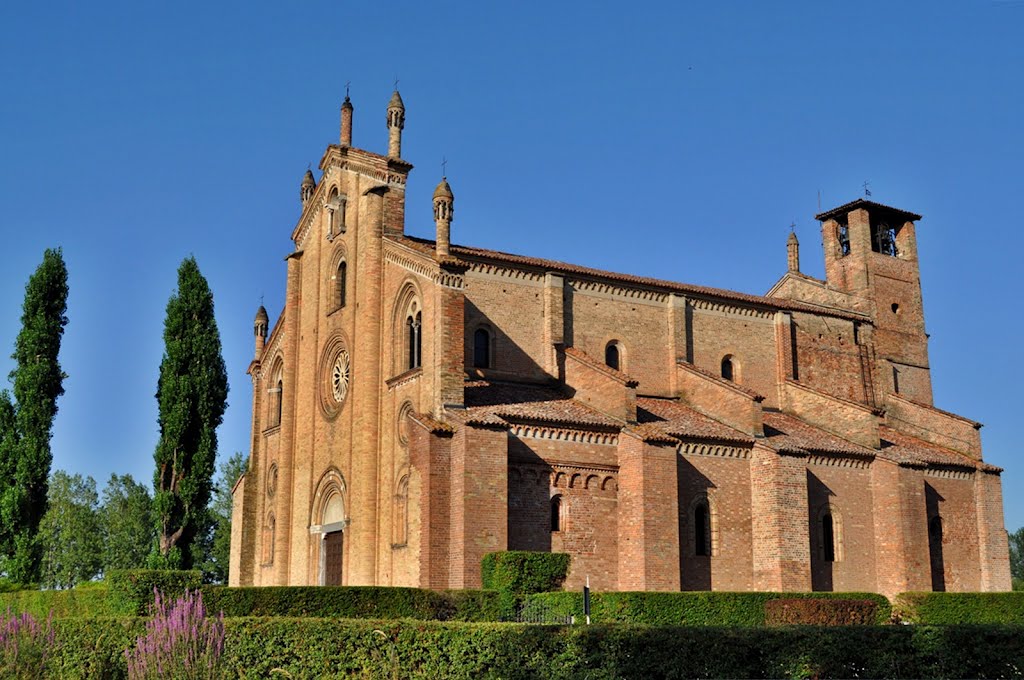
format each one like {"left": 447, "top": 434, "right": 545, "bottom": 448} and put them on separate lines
{"left": 229, "top": 92, "right": 1011, "bottom": 597}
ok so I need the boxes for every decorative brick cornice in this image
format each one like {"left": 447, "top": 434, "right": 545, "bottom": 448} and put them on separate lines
{"left": 384, "top": 243, "right": 465, "bottom": 290}
{"left": 510, "top": 462, "right": 618, "bottom": 492}
{"left": 806, "top": 454, "right": 872, "bottom": 469}
{"left": 508, "top": 423, "right": 619, "bottom": 445}
{"left": 570, "top": 279, "right": 668, "bottom": 303}
{"left": 678, "top": 441, "right": 751, "bottom": 460}
{"left": 923, "top": 466, "right": 974, "bottom": 481}
{"left": 689, "top": 297, "right": 774, "bottom": 319}
{"left": 467, "top": 262, "right": 545, "bottom": 284}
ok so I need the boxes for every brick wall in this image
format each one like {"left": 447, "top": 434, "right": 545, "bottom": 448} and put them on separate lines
{"left": 617, "top": 435, "right": 680, "bottom": 591}
{"left": 678, "top": 452, "right": 753, "bottom": 590}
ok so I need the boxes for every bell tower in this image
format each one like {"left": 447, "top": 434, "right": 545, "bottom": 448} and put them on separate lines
{"left": 816, "top": 199, "right": 932, "bottom": 403}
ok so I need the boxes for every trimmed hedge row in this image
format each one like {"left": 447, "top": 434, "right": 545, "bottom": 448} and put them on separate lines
{"left": 0, "top": 586, "right": 114, "bottom": 619}
{"left": 202, "top": 586, "right": 509, "bottom": 621}
{"left": 43, "top": 618, "right": 1024, "bottom": 679}
{"left": 523, "top": 590, "right": 893, "bottom": 626}
{"left": 894, "top": 591, "right": 1024, "bottom": 625}
{"left": 105, "top": 569, "right": 203, "bottom": 615}
{"left": 481, "top": 551, "right": 570, "bottom": 594}
{"left": 765, "top": 598, "right": 878, "bottom": 626}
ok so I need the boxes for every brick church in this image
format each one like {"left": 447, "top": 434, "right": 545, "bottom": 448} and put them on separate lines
{"left": 229, "top": 91, "right": 1011, "bottom": 598}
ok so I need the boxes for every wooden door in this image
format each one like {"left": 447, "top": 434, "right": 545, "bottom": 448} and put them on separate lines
{"left": 325, "top": 531, "right": 344, "bottom": 586}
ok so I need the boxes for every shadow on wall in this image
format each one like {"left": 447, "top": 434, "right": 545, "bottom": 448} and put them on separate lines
{"left": 678, "top": 456, "right": 714, "bottom": 591}
{"left": 507, "top": 442, "right": 553, "bottom": 553}
{"left": 925, "top": 482, "right": 946, "bottom": 592}
{"left": 465, "top": 299, "right": 548, "bottom": 381}
{"left": 807, "top": 470, "right": 835, "bottom": 593}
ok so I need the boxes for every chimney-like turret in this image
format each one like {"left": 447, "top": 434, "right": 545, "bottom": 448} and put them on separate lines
{"left": 254, "top": 305, "right": 269, "bottom": 358}
{"left": 433, "top": 177, "right": 454, "bottom": 259}
{"left": 300, "top": 169, "right": 316, "bottom": 206}
{"left": 340, "top": 95, "right": 354, "bottom": 146}
{"left": 787, "top": 230, "right": 800, "bottom": 272}
{"left": 386, "top": 90, "right": 405, "bottom": 158}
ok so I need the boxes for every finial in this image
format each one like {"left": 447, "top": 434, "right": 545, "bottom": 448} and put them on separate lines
{"left": 394, "top": 76, "right": 399, "bottom": 90}
{"left": 790, "top": 221, "right": 796, "bottom": 233}
{"left": 260, "top": 294, "right": 264, "bottom": 307}
{"left": 863, "top": 180, "right": 872, "bottom": 197}
{"left": 345, "top": 81, "right": 350, "bottom": 100}
{"left": 441, "top": 156, "right": 447, "bottom": 177}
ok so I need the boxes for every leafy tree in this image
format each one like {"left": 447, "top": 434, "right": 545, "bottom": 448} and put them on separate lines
{"left": 100, "top": 473, "right": 154, "bottom": 572}
{"left": 0, "top": 249, "right": 69, "bottom": 583}
{"left": 38, "top": 471, "right": 101, "bottom": 589}
{"left": 1009, "top": 527, "right": 1023, "bottom": 590}
{"left": 150, "top": 257, "right": 228, "bottom": 569}
{"left": 205, "top": 452, "right": 247, "bottom": 584}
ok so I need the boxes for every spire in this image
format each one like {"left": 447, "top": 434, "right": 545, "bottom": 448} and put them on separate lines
{"left": 387, "top": 89, "right": 405, "bottom": 158}
{"left": 433, "top": 176, "right": 454, "bottom": 259}
{"left": 254, "top": 304, "right": 269, "bottom": 358}
{"left": 787, "top": 229, "right": 800, "bottom": 273}
{"left": 340, "top": 92, "right": 354, "bottom": 147}
{"left": 301, "top": 169, "right": 316, "bottom": 206}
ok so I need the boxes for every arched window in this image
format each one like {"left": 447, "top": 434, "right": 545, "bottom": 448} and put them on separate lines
{"left": 262, "top": 513, "right": 276, "bottom": 565}
{"left": 473, "top": 328, "right": 491, "bottom": 368}
{"left": 694, "top": 501, "right": 710, "bottom": 556}
{"left": 822, "top": 512, "right": 836, "bottom": 562}
{"left": 275, "top": 379, "right": 283, "bottom": 426}
{"left": 721, "top": 356, "right": 734, "bottom": 381}
{"left": 268, "top": 365, "right": 283, "bottom": 428}
{"left": 406, "top": 311, "right": 422, "bottom": 370}
{"left": 394, "top": 475, "right": 409, "bottom": 547}
{"left": 605, "top": 342, "right": 620, "bottom": 371}
{"left": 337, "top": 261, "right": 347, "bottom": 308}
{"left": 550, "top": 495, "right": 563, "bottom": 532}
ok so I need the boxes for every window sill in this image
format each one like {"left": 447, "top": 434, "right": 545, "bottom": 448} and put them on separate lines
{"left": 263, "top": 424, "right": 281, "bottom": 436}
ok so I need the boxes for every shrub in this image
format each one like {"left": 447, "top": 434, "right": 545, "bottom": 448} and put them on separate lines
{"left": 106, "top": 570, "right": 202, "bottom": 615}
{"left": 200, "top": 585, "right": 509, "bottom": 622}
{"left": 894, "top": 591, "right": 1024, "bottom": 624}
{"left": 522, "top": 590, "right": 892, "bottom": 626}
{"left": 0, "top": 609, "right": 57, "bottom": 679}
{"left": 481, "top": 551, "right": 570, "bottom": 594}
{"left": 765, "top": 598, "right": 877, "bottom": 626}
{"left": 125, "top": 590, "right": 224, "bottom": 680}
{"left": 0, "top": 586, "right": 114, "bottom": 619}
{"left": 39, "top": 618, "right": 1024, "bottom": 679}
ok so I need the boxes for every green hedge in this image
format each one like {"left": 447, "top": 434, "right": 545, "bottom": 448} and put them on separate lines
{"left": 201, "top": 586, "right": 509, "bottom": 621}
{"left": 0, "top": 585, "right": 115, "bottom": 619}
{"left": 765, "top": 598, "right": 878, "bottom": 626}
{"left": 41, "top": 618, "right": 1024, "bottom": 679}
{"left": 481, "top": 551, "right": 570, "bottom": 594}
{"left": 523, "top": 590, "right": 892, "bottom": 626}
{"left": 105, "top": 569, "right": 202, "bottom": 615}
{"left": 894, "top": 591, "right": 1024, "bottom": 624}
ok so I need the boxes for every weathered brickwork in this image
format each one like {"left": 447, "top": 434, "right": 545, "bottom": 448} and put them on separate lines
{"left": 230, "top": 95, "right": 1011, "bottom": 598}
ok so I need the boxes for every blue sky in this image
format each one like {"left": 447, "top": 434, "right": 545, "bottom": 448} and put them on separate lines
{"left": 1, "top": 2, "right": 1021, "bottom": 531}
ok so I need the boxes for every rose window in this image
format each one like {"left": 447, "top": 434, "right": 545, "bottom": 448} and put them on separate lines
{"left": 332, "top": 350, "right": 350, "bottom": 404}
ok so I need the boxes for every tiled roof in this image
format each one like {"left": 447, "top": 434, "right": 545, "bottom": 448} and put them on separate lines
{"left": 676, "top": 361, "right": 765, "bottom": 401}
{"left": 564, "top": 346, "right": 638, "bottom": 387}
{"left": 889, "top": 395, "right": 982, "bottom": 428}
{"left": 814, "top": 198, "right": 922, "bottom": 223}
{"left": 457, "top": 380, "right": 621, "bottom": 429}
{"left": 762, "top": 412, "right": 874, "bottom": 458}
{"left": 878, "top": 426, "right": 981, "bottom": 470}
{"left": 387, "top": 235, "right": 867, "bottom": 321}
{"left": 637, "top": 398, "right": 753, "bottom": 444}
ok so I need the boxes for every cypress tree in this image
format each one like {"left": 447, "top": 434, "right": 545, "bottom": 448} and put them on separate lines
{"left": 0, "top": 248, "right": 69, "bottom": 583}
{"left": 151, "top": 257, "right": 228, "bottom": 569}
